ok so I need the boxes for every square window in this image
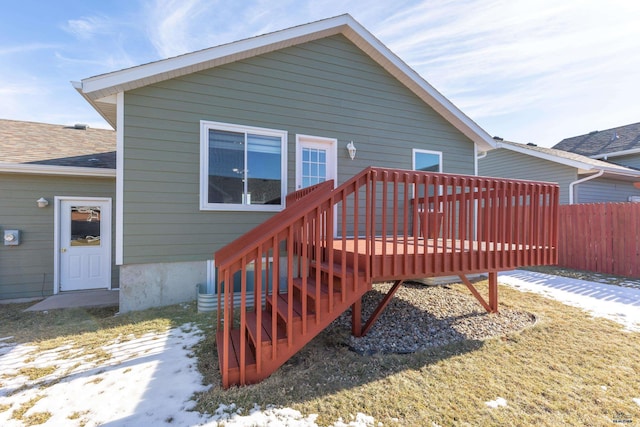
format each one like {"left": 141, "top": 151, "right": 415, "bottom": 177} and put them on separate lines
{"left": 201, "top": 121, "right": 287, "bottom": 211}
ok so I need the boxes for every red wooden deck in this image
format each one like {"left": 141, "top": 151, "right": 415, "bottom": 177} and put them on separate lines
{"left": 214, "top": 167, "right": 559, "bottom": 387}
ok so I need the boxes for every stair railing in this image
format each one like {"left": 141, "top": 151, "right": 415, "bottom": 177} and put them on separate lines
{"left": 215, "top": 167, "right": 559, "bottom": 386}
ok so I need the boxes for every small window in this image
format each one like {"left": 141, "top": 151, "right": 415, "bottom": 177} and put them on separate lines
{"left": 200, "top": 121, "right": 287, "bottom": 211}
{"left": 412, "top": 149, "right": 443, "bottom": 199}
{"left": 413, "top": 149, "right": 442, "bottom": 172}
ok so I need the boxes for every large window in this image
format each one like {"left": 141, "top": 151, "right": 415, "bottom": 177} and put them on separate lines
{"left": 200, "top": 121, "right": 287, "bottom": 211}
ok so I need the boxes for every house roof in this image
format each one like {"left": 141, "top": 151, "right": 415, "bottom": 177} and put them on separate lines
{"left": 74, "top": 14, "right": 496, "bottom": 152}
{"left": 0, "top": 119, "right": 116, "bottom": 176}
{"left": 552, "top": 121, "right": 640, "bottom": 158}
{"left": 494, "top": 140, "right": 640, "bottom": 179}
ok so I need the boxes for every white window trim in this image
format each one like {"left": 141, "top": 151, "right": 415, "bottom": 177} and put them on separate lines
{"left": 295, "top": 134, "right": 338, "bottom": 191}
{"left": 200, "top": 120, "right": 288, "bottom": 211}
{"left": 412, "top": 148, "right": 443, "bottom": 172}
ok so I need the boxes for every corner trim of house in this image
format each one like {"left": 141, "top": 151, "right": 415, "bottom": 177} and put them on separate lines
{"left": 115, "top": 91, "right": 124, "bottom": 265}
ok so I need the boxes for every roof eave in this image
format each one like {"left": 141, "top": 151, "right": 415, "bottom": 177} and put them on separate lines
{"left": 0, "top": 162, "right": 116, "bottom": 177}
{"left": 591, "top": 147, "right": 640, "bottom": 159}
{"left": 77, "top": 14, "right": 495, "bottom": 151}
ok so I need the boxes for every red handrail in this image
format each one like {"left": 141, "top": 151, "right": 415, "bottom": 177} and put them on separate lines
{"left": 215, "top": 167, "right": 559, "bottom": 387}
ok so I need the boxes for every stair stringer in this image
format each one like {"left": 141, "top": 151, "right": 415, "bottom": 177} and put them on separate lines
{"left": 226, "top": 272, "right": 371, "bottom": 387}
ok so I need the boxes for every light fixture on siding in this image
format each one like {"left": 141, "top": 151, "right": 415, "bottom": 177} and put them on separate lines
{"left": 37, "top": 197, "right": 49, "bottom": 208}
{"left": 346, "top": 141, "right": 356, "bottom": 160}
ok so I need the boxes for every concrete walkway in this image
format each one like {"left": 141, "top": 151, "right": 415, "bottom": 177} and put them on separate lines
{"left": 25, "top": 290, "right": 119, "bottom": 311}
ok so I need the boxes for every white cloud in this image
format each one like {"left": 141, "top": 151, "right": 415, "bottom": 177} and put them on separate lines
{"left": 63, "top": 15, "right": 115, "bottom": 40}
{"left": 0, "top": 43, "right": 60, "bottom": 56}
{"left": 363, "top": 0, "right": 640, "bottom": 145}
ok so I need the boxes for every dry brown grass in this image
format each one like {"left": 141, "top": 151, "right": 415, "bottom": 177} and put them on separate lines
{"left": 194, "top": 282, "right": 640, "bottom": 426}
{"left": 2, "top": 285, "right": 638, "bottom": 426}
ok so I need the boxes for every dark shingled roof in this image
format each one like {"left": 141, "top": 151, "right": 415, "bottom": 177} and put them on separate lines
{"left": 552, "top": 122, "right": 640, "bottom": 157}
{"left": 0, "top": 119, "right": 116, "bottom": 169}
{"left": 498, "top": 140, "right": 640, "bottom": 173}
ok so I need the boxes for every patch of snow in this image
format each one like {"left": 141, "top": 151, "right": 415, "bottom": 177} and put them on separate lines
{"left": 633, "top": 398, "right": 640, "bottom": 407}
{"left": 601, "top": 386, "right": 607, "bottom": 391}
{"left": 0, "top": 323, "right": 210, "bottom": 427}
{"left": 485, "top": 397, "right": 507, "bottom": 408}
{"left": 498, "top": 271, "right": 640, "bottom": 332}
{"left": 0, "top": 323, "right": 378, "bottom": 427}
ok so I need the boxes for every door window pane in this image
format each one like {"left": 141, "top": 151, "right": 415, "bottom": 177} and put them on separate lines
{"left": 70, "top": 206, "right": 101, "bottom": 246}
{"left": 301, "top": 147, "right": 328, "bottom": 189}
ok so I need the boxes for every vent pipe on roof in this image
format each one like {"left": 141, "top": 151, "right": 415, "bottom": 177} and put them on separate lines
{"left": 74, "top": 123, "right": 89, "bottom": 130}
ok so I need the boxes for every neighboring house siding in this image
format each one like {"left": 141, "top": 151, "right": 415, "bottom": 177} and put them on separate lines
{"left": 0, "top": 173, "right": 117, "bottom": 300}
{"left": 122, "top": 34, "right": 475, "bottom": 265}
{"left": 609, "top": 153, "right": 640, "bottom": 170}
{"left": 478, "top": 148, "right": 576, "bottom": 205}
{"left": 576, "top": 177, "right": 640, "bottom": 203}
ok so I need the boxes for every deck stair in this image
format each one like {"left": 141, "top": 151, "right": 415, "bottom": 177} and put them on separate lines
{"left": 214, "top": 167, "right": 559, "bottom": 387}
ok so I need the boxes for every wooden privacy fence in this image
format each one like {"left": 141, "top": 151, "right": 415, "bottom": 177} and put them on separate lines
{"left": 558, "top": 203, "right": 640, "bottom": 278}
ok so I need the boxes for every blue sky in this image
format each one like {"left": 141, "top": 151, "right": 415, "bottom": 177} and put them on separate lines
{"left": 1, "top": 0, "right": 639, "bottom": 147}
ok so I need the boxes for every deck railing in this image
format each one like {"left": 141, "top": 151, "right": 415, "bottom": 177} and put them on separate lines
{"left": 214, "top": 167, "right": 559, "bottom": 384}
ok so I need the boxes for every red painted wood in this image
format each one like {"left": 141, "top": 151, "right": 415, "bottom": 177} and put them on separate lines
{"left": 558, "top": 203, "right": 640, "bottom": 278}
{"left": 214, "top": 167, "right": 560, "bottom": 387}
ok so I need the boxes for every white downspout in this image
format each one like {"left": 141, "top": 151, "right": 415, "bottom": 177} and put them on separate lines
{"left": 473, "top": 146, "right": 488, "bottom": 240}
{"left": 569, "top": 170, "right": 604, "bottom": 204}
{"left": 474, "top": 145, "right": 488, "bottom": 177}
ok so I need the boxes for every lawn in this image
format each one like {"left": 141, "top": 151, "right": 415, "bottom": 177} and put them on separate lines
{"left": 1, "top": 281, "right": 639, "bottom": 426}
{"left": 194, "top": 282, "right": 640, "bottom": 426}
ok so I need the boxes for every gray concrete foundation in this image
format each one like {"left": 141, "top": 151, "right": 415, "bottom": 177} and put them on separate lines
{"left": 119, "top": 261, "right": 207, "bottom": 313}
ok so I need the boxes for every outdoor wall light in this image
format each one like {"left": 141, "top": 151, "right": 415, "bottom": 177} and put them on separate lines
{"left": 346, "top": 141, "right": 356, "bottom": 160}
{"left": 37, "top": 197, "right": 49, "bottom": 208}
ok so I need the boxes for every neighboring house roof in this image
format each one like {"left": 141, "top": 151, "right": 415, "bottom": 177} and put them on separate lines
{"left": 73, "top": 14, "right": 496, "bottom": 152}
{"left": 494, "top": 140, "right": 640, "bottom": 179}
{"left": 552, "top": 121, "right": 640, "bottom": 159}
{"left": 0, "top": 119, "right": 116, "bottom": 176}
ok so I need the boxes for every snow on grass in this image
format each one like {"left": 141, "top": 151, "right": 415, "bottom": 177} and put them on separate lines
{"left": 498, "top": 270, "right": 640, "bottom": 332}
{"left": 0, "top": 323, "right": 210, "bottom": 426}
{"left": 485, "top": 397, "right": 507, "bottom": 408}
{"left": 633, "top": 398, "right": 640, "bottom": 407}
{"left": 0, "top": 323, "right": 377, "bottom": 427}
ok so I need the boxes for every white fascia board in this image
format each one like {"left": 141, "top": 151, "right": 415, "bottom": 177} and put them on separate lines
{"left": 591, "top": 147, "right": 640, "bottom": 159}
{"left": 79, "top": 15, "right": 351, "bottom": 97}
{"left": 497, "top": 142, "right": 595, "bottom": 170}
{"left": 76, "top": 14, "right": 495, "bottom": 152}
{"left": 498, "top": 143, "right": 640, "bottom": 176}
{"left": 0, "top": 162, "right": 116, "bottom": 177}
{"left": 342, "top": 21, "right": 496, "bottom": 152}
{"left": 73, "top": 84, "right": 117, "bottom": 128}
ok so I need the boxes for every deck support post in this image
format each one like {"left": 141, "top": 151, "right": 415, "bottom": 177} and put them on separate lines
{"left": 488, "top": 271, "right": 498, "bottom": 313}
{"left": 351, "top": 299, "right": 362, "bottom": 337}
{"left": 460, "top": 273, "right": 499, "bottom": 314}
{"left": 358, "top": 280, "right": 404, "bottom": 337}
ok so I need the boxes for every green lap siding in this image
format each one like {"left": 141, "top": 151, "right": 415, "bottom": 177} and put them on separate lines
{"left": 0, "top": 173, "right": 117, "bottom": 300}
{"left": 122, "top": 35, "right": 476, "bottom": 265}
{"left": 478, "top": 148, "right": 576, "bottom": 205}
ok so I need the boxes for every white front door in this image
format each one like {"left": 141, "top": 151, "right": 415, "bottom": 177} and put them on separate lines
{"left": 295, "top": 134, "right": 337, "bottom": 190}
{"left": 59, "top": 199, "right": 111, "bottom": 291}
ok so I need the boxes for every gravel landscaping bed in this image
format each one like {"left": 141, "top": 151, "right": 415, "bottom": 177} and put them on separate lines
{"left": 332, "top": 281, "right": 536, "bottom": 355}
